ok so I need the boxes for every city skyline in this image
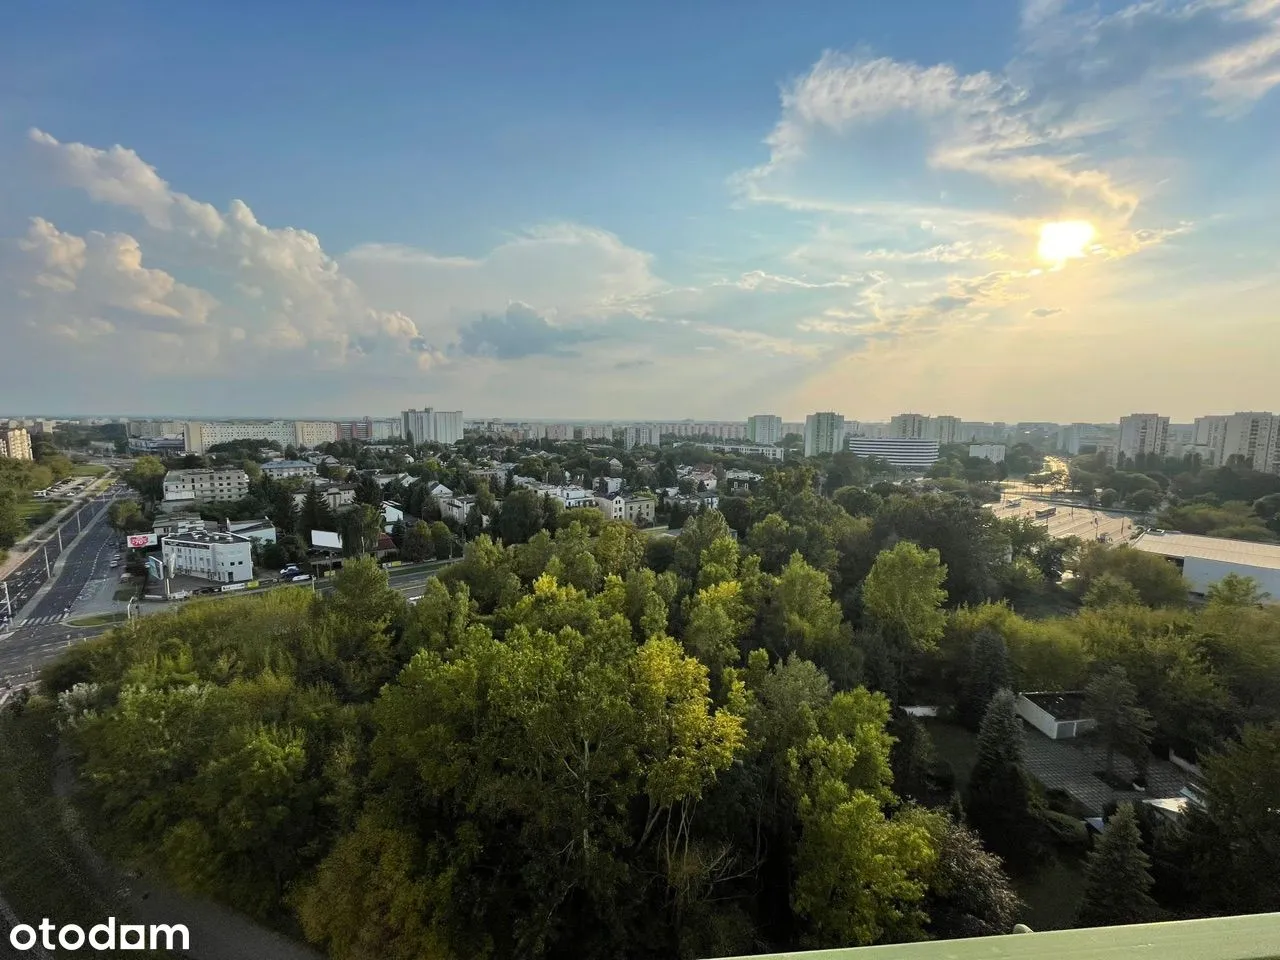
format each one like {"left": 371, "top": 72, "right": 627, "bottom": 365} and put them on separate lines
{"left": 2, "top": 1, "right": 1278, "bottom": 418}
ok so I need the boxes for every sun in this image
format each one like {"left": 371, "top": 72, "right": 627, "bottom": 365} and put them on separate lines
{"left": 1037, "top": 221, "right": 1096, "bottom": 263}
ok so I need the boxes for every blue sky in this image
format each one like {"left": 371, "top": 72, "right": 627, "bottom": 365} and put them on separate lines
{"left": 1, "top": 0, "right": 1278, "bottom": 422}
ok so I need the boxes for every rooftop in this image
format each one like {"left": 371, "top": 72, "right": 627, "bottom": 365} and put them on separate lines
{"left": 1131, "top": 531, "right": 1280, "bottom": 570}
{"left": 164, "top": 467, "right": 248, "bottom": 479}
{"left": 717, "top": 914, "right": 1280, "bottom": 960}
{"left": 1023, "top": 690, "right": 1089, "bottom": 721}
{"left": 261, "top": 459, "right": 316, "bottom": 469}
{"left": 164, "top": 530, "right": 251, "bottom": 547}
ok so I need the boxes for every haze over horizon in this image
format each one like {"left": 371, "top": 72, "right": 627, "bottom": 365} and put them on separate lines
{"left": 2, "top": 0, "right": 1278, "bottom": 421}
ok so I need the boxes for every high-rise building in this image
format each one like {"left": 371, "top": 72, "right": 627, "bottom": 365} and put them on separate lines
{"left": 890, "top": 413, "right": 931, "bottom": 439}
{"left": 804, "top": 412, "right": 846, "bottom": 457}
{"left": 1218, "top": 412, "right": 1279, "bottom": 473}
{"left": 746, "top": 414, "right": 783, "bottom": 445}
{"left": 624, "top": 424, "right": 662, "bottom": 450}
{"left": 1117, "top": 413, "right": 1169, "bottom": 461}
{"left": 182, "top": 420, "right": 338, "bottom": 454}
{"left": 929, "top": 415, "right": 961, "bottom": 445}
{"left": 401, "top": 408, "right": 464, "bottom": 446}
{"left": 0, "top": 426, "right": 33, "bottom": 461}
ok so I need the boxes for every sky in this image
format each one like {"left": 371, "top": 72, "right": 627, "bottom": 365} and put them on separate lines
{"left": 1, "top": 0, "right": 1278, "bottom": 423}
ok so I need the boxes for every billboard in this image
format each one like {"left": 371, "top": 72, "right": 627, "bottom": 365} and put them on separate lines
{"left": 311, "top": 530, "right": 342, "bottom": 550}
{"left": 126, "top": 533, "right": 159, "bottom": 549}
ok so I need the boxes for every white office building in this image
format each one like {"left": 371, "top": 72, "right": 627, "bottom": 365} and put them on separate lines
{"left": 747, "top": 415, "right": 783, "bottom": 445}
{"left": 1117, "top": 413, "right": 1169, "bottom": 461}
{"left": 161, "top": 530, "right": 254, "bottom": 584}
{"left": 804, "top": 412, "right": 846, "bottom": 457}
{"left": 705, "top": 442, "right": 784, "bottom": 461}
{"left": 847, "top": 437, "right": 940, "bottom": 472}
{"left": 163, "top": 468, "right": 250, "bottom": 504}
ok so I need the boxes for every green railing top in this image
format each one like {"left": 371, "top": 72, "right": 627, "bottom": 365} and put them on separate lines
{"left": 708, "top": 914, "right": 1280, "bottom": 960}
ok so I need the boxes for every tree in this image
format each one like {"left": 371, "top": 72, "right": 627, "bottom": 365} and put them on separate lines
{"left": 107, "top": 499, "right": 145, "bottom": 533}
{"left": 957, "top": 629, "right": 1010, "bottom": 730}
{"left": 0, "top": 489, "right": 25, "bottom": 548}
{"left": 400, "top": 520, "right": 433, "bottom": 562}
{"left": 965, "top": 689, "right": 1041, "bottom": 868}
{"left": 1205, "top": 573, "right": 1269, "bottom": 607}
{"left": 297, "top": 484, "right": 336, "bottom": 542}
{"left": 1073, "top": 543, "right": 1187, "bottom": 608}
{"left": 861, "top": 541, "right": 948, "bottom": 657}
{"left": 1128, "top": 489, "right": 1159, "bottom": 512}
{"left": 123, "top": 455, "right": 166, "bottom": 501}
{"left": 1189, "top": 724, "right": 1280, "bottom": 913}
{"left": 495, "top": 488, "right": 545, "bottom": 545}
{"left": 342, "top": 504, "right": 384, "bottom": 557}
{"left": 429, "top": 520, "right": 452, "bottom": 560}
{"left": 907, "top": 808, "right": 1024, "bottom": 939}
{"left": 474, "top": 480, "right": 496, "bottom": 516}
{"left": 1083, "top": 572, "right": 1142, "bottom": 608}
{"left": 1077, "top": 804, "right": 1157, "bottom": 927}
{"left": 1085, "top": 667, "right": 1154, "bottom": 781}
{"left": 354, "top": 473, "right": 382, "bottom": 507}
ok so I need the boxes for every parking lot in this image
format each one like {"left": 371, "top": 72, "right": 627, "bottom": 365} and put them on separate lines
{"left": 990, "top": 491, "right": 1138, "bottom": 543}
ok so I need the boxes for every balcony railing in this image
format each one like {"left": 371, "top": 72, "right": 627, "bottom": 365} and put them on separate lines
{"left": 710, "top": 914, "right": 1280, "bottom": 960}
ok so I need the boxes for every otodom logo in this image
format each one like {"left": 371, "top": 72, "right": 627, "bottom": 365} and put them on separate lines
{"left": 8, "top": 917, "right": 189, "bottom": 952}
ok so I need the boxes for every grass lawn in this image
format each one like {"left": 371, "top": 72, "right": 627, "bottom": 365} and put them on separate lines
{"left": 922, "top": 719, "right": 979, "bottom": 793}
{"left": 69, "top": 612, "right": 128, "bottom": 627}
{"left": 17, "top": 498, "right": 62, "bottom": 529}
{"left": 72, "top": 463, "right": 108, "bottom": 478}
{"left": 0, "top": 701, "right": 166, "bottom": 958}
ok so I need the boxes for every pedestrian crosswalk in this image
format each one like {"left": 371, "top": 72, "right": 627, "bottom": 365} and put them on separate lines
{"left": 15, "top": 613, "right": 68, "bottom": 627}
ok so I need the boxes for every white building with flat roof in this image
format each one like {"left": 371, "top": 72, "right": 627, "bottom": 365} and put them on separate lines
{"left": 163, "top": 468, "right": 250, "bottom": 504}
{"left": 161, "top": 530, "right": 254, "bottom": 583}
{"left": 847, "top": 437, "right": 940, "bottom": 472}
{"left": 402, "top": 408, "right": 464, "bottom": 446}
{"left": 1130, "top": 531, "right": 1280, "bottom": 601}
{"left": 890, "top": 413, "right": 931, "bottom": 439}
{"left": 625, "top": 424, "right": 662, "bottom": 450}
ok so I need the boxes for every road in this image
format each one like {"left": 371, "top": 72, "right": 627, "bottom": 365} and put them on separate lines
{"left": 1, "top": 489, "right": 119, "bottom": 628}
{"left": 0, "top": 559, "right": 453, "bottom": 684}
{"left": 989, "top": 488, "right": 1138, "bottom": 543}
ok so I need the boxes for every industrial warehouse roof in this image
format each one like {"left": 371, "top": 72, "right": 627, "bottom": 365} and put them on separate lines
{"left": 1131, "top": 531, "right": 1280, "bottom": 571}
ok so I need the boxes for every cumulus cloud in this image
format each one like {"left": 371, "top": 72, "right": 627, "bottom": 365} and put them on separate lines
{"left": 452, "top": 302, "right": 603, "bottom": 359}
{"left": 1027, "top": 306, "right": 1064, "bottom": 318}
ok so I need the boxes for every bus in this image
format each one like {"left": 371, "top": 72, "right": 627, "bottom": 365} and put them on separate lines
{"left": 1035, "top": 507, "right": 1057, "bottom": 519}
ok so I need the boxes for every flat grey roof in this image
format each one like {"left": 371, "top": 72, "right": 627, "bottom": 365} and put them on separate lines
{"left": 1131, "top": 531, "right": 1280, "bottom": 571}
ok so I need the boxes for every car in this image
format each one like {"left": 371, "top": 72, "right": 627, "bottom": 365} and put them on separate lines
{"left": 290, "top": 574, "right": 312, "bottom": 582}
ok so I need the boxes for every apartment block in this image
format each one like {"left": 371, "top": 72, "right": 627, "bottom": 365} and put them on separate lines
{"left": 0, "top": 426, "right": 33, "bottom": 461}
{"left": 260, "top": 460, "right": 318, "bottom": 480}
{"left": 624, "top": 424, "right": 662, "bottom": 450}
{"left": 1117, "top": 413, "right": 1169, "bottom": 460}
{"left": 929, "top": 415, "right": 961, "bottom": 445}
{"left": 162, "top": 468, "right": 251, "bottom": 504}
{"left": 402, "top": 408, "right": 464, "bottom": 446}
{"left": 804, "top": 412, "right": 846, "bottom": 457}
{"left": 969, "top": 444, "right": 1006, "bottom": 463}
{"left": 183, "top": 420, "right": 338, "bottom": 454}
{"left": 1218, "top": 412, "right": 1279, "bottom": 473}
{"left": 746, "top": 414, "right": 783, "bottom": 445}
{"left": 890, "top": 413, "right": 931, "bottom": 439}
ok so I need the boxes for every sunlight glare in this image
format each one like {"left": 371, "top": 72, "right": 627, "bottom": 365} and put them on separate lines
{"left": 1037, "top": 221, "right": 1095, "bottom": 263}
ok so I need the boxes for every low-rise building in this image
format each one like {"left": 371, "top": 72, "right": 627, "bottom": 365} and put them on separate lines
{"left": 969, "top": 443, "right": 1007, "bottom": 463}
{"left": 154, "top": 513, "right": 210, "bottom": 538}
{"left": 222, "top": 518, "right": 277, "bottom": 544}
{"left": 846, "top": 437, "right": 940, "bottom": 472}
{"left": 260, "top": 459, "right": 318, "bottom": 480}
{"left": 624, "top": 495, "right": 656, "bottom": 526}
{"left": 161, "top": 530, "right": 254, "bottom": 584}
{"left": 597, "top": 493, "right": 626, "bottom": 521}
{"left": 1130, "top": 531, "right": 1280, "bottom": 601}
{"left": 291, "top": 481, "right": 356, "bottom": 512}
{"left": 442, "top": 495, "right": 478, "bottom": 525}
{"left": 163, "top": 468, "right": 250, "bottom": 504}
